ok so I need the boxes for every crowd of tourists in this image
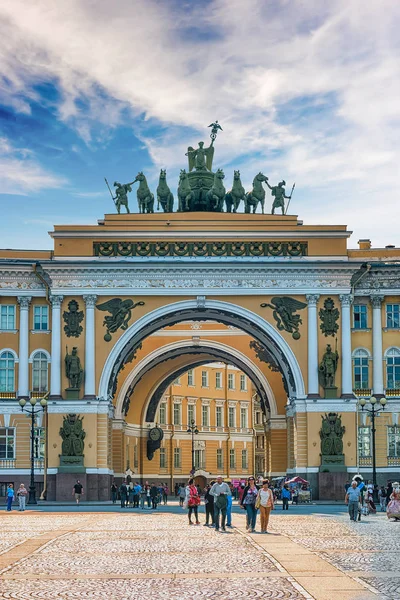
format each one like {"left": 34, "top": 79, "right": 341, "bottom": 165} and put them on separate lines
{"left": 345, "top": 476, "right": 400, "bottom": 521}
{"left": 112, "top": 481, "right": 169, "bottom": 509}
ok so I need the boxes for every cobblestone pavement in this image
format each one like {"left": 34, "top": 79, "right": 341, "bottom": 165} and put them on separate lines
{"left": 0, "top": 509, "right": 397, "bottom": 599}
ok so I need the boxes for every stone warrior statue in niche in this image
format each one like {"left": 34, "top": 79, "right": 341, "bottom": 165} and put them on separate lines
{"left": 319, "top": 342, "right": 339, "bottom": 388}
{"left": 65, "top": 346, "right": 83, "bottom": 389}
{"left": 320, "top": 412, "right": 345, "bottom": 456}
{"left": 59, "top": 414, "right": 86, "bottom": 456}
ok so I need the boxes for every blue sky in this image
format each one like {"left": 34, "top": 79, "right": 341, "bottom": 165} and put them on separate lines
{"left": 0, "top": 0, "right": 399, "bottom": 249}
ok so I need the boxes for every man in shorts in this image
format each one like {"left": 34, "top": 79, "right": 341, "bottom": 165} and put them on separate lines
{"left": 73, "top": 480, "right": 84, "bottom": 504}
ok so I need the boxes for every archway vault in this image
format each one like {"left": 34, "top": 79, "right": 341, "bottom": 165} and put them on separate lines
{"left": 100, "top": 299, "right": 306, "bottom": 403}
{"left": 115, "top": 339, "right": 277, "bottom": 420}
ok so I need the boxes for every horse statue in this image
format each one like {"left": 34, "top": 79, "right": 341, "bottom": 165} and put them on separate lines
{"left": 225, "top": 170, "right": 245, "bottom": 213}
{"left": 133, "top": 172, "right": 154, "bottom": 214}
{"left": 244, "top": 172, "right": 269, "bottom": 214}
{"left": 206, "top": 168, "right": 226, "bottom": 212}
{"left": 177, "top": 169, "right": 194, "bottom": 212}
{"left": 157, "top": 169, "right": 174, "bottom": 212}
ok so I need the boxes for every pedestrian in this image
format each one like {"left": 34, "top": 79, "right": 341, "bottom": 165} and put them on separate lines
{"left": 226, "top": 482, "right": 234, "bottom": 528}
{"left": 387, "top": 482, "right": 400, "bottom": 521}
{"left": 378, "top": 486, "right": 387, "bottom": 512}
{"left": 111, "top": 481, "right": 118, "bottom": 504}
{"left": 240, "top": 476, "right": 259, "bottom": 533}
{"left": 344, "top": 481, "right": 351, "bottom": 492}
{"left": 128, "top": 482, "right": 135, "bottom": 508}
{"left": 146, "top": 483, "right": 152, "bottom": 508}
{"left": 140, "top": 484, "right": 147, "bottom": 509}
{"left": 163, "top": 484, "right": 169, "bottom": 505}
{"left": 16, "top": 483, "right": 28, "bottom": 511}
{"left": 119, "top": 481, "right": 128, "bottom": 508}
{"left": 292, "top": 486, "right": 299, "bottom": 504}
{"left": 133, "top": 482, "right": 141, "bottom": 508}
{"left": 150, "top": 483, "right": 159, "bottom": 509}
{"left": 256, "top": 480, "right": 275, "bottom": 534}
{"left": 387, "top": 480, "right": 393, "bottom": 501}
{"left": 179, "top": 483, "right": 186, "bottom": 507}
{"left": 210, "top": 476, "right": 230, "bottom": 531}
{"left": 185, "top": 478, "right": 201, "bottom": 525}
{"left": 72, "top": 480, "right": 84, "bottom": 505}
{"left": 352, "top": 475, "right": 365, "bottom": 521}
{"left": 204, "top": 482, "right": 215, "bottom": 526}
{"left": 345, "top": 480, "right": 361, "bottom": 522}
{"left": 281, "top": 485, "right": 290, "bottom": 510}
{"left": 6, "top": 484, "right": 14, "bottom": 511}
{"left": 174, "top": 482, "right": 179, "bottom": 497}
{"left": 238, "top": 484, "right": 245, "bottom": 504}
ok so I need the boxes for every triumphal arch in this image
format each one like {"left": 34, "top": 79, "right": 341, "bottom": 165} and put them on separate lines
{"left": 1, "top": 125, "right": 399, "bottom": 500}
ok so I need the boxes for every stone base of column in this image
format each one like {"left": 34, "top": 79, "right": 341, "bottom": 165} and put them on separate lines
{"left": 49, "top": 395, "right": 63, "bottom": 401}
{"left": 371, "top": 392, "right": 385, "bottom": 400}
{"left": 17, "top": 395, "right": 29, "bottom": 401}
{"left": 341, "top": 393, "right": 356, "bottom": 399}
{"left": 307, "top": 393, "right": 321, "bottom": 400}
{"left": 83, "top": 395, "right": 97, "bottom": 400}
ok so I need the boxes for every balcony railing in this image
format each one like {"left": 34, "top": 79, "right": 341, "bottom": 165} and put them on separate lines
{"left": 385, "top": 389, "right": 400, "bottom": 398}
{"left": 359, "top": 456, "right": 372, "bottom": 466}
{"left": 0, "top": 392, "right": 17, "bottom": 399}
{"left": 388, "top": 456, "right": 400, "bottom": 467}
{"left": 353, "top": 389, "right": 372, "bottom": 398}
{"left": 0, "top": 459, "right": 16, "bottom": 468}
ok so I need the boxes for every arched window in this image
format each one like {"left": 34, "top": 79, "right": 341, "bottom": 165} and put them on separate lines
{"left": 32, "top": 351, "right": 48, "bottom": 393}
{"left": 352, "top": 348, "right": 370, "bottom": 390}
{"left": 386, "top": 348, "right": 400, "bottom": 390}
{"left": 0, "top": 352, "right": 15, "bottom": 392}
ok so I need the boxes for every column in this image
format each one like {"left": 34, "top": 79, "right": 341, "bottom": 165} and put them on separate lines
{"left": 306, "top": 294, "right": 320, "bottom": 397}
{"left": 83, "top": 295, "right": 97, "bottom": 398}
{"left": 340, "top": 294, "right": 353, "bottom": 398}
{"left": 49, "top": 295, "right": 63, "bottom": 399}
{"left": 17, "top": 296, "right": 32, "bottom": 398}
{"left": 371, "top": 295, "right": 384, "bottom": 397}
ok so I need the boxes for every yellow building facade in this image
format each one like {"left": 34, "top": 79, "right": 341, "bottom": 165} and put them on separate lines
{"left": 0, "top": 212, "right": 399, "bottom": 499}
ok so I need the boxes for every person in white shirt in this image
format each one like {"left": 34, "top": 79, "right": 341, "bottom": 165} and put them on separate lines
{"left": 210, "top": 476, "right": 231, "bottom": 531}
{"left": 256, "top": 480, "right": 275, "bottom": 533}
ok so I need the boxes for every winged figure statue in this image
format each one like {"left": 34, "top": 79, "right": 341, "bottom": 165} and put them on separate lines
{"left": 96, "top": 298, "right": 145, "bottom": 341}
{"left": 261, "top": 296, "right": 307, "bottom": 339}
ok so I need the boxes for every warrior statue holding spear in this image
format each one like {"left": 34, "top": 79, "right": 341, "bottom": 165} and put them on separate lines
{"left": 104, "top": 178, "right": 134, "bottom": 214}
{"left": 265, "top": 179, "right": 295, "bottom": 215}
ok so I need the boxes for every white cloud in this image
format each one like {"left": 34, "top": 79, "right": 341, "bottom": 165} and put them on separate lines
{"left": 0, "top": 0, "right": 399, "bottom": 245}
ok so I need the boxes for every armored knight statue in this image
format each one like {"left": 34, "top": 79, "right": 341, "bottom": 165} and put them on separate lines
{"left": 319, "top": 343, "right": 339, "bottom": 397}
{"left": 265, "top": 180, "right": 292, "bottom": 215}
{"left": 59, "top": 414, "right": 86, "bottom": 456}
{"left": 65, "top": 346, "right": 83, "bottom": 390}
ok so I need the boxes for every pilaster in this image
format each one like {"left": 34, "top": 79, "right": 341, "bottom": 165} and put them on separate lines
{"left": 49, "top": 295, "right": 63, "bottom": 399}
{"left": 370, "top": 294, "right": 384, "bottom": 397}
{"left": 340, "top": 294, "right": 354, "bottom": 398}
{"left": 83, "top": 294, "right": 97, "bottom": 399}
{"left": 306, "top": 294, "right": 320, "bottom": 398}
{"left": 17, "top": 296, "right": 32, "bottom": 398}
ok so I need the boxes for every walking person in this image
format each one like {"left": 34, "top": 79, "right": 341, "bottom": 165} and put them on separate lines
{"left": 378, "top": 486, "right": 387, "bottom": 512}
{"left": 16, "top": 483, "right": 28, "bottom": 511}
{"left": 281, "top": 484, "right": 290, "bottom": 510}
{"left": 150, "top": 483, "right": 159, "bottom": 509}
{"left": 345, "top": 480, "right": 361, "bottom": 521}
{"left": 240, "top": 476, "right": 259, "bottom": 532}
{"left": 128, "top": 482, "right": 135, "bottom": 508}
{"left": 210, "top": 476, "right": 230, "bottom": 531}
{"left": 387, "top": 482, "right": 400, "bottom": 521}
{"left": 140, "top": 485, "right": 147, "bottom": 509}
{"left": 119, "top": 481, "right": 128, "bottom": 508}
{"left": 163, "top": 484, "right": 169, "bottom": 505}
{"left": 146, "top": 484, "right": 152, "bottom": 508}
{"left": 72, "top": 480, "right": 84, "bottom": 505}
{"left": 204, "top": 483, "right": 215, "bottom": 527}
{"left": 6, "top": 484, "right": 14, "bottom": 511}
{"left": 179, "top": 483, "right": 186, "bottom": 507}
{"left": 226, "top": 482, "right": 234, "bottom": 528}
{"left": 111, "top": 481, "right": 118, "bottom": 504}
{"left": 185, "top": 478, "right": 201, "bottom": 525}
{"left": 133, "top": 482, "right": 141, "bottom": 508}
{"left": 256, "top": 480, "right": 275, "bottom": 533}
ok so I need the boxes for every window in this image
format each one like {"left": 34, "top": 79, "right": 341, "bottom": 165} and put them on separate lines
{"left": 34, "top": 427, "right": 45, "bottom": 459}
{"left": 33, "top": 306, "right": 48, "bottom": 331}
{"left": 240, "top": 407, "right": 248, "bottom": 429}
{"left": 216, "top": 406, "right": 223, "bottom": 427}
{"left": 228, "top": 373, "right": 235, "bottom": 390}
{"left": 353, "top": 305, "right": 367, "bottom": 329}
{"left": 353, "top": 349, "right": 369, "bottom": 389}
{"left": 201, "top": 371, "right": 209, "bottom": 388}
{"left": 194, "top": 449, "right": 205, "bottom": 469}
{"left": 202, "top": 405, "right": 209, "bottom": 426}
{"left": 228, "top": 406, "right": 235, "bottom": 428}
{"left": 188, "top": 404, "right": 195, "bottom": 425}
{"left": 386, "top": 304, "right": 400, "bottom": 329}
{"left": 217, "top": 448, "right": 223, "bottom": 469}
{"left": 174, "top": 447, "right": 181, "bottom": 468}
{"left": 159, "top": 402, "right": 167, "bottom": 425}
{"left": 0, "top": 305, "right": 15, "bottom": 330}
{"left": 174, "top": 377, "right": 181, "bottom": 385}
{"left": 240, "top": 374, "right": 247, "bottom": 391}
{"left": 229, "top": 448, "right": 235, "bottom": 469}
{"left": 173, "top": 404, "right": 181, "bottom": 425}
{"left": 134, "top": 445, "right": 138, "bottom": 468}
{"left": 242, "top": 449, "right": 248, "bottom": 469}
{"left": 215, "top": 372, "right": 222, "bottom": 389}
{"left": 358, "top": 426, "right": 371, "bottom": 457}
{"left": 187, "top": 370, "right": 194, "bottom": 386}
{"left": 32, "top": 351, "right": 48, "bottom": 392}
{"left": 159, "top": 448, "right": 166, "bottom": 468}
{"left": 256, "top": 435, "right": 265, "bottom": 449}
{"left": 255, "top": 411, "right": 261, "bottom": 425}
{"left": 0, "top": 352, "right": 15, "bottom": 392}
{"left": 0, "top": 428, "right": 15, "bottom": 459}
{"left": 386, "top": 348, "right": 400, "bottom": 389}
{"left": 388, "top": 426, "right": 400, "bottom": 457}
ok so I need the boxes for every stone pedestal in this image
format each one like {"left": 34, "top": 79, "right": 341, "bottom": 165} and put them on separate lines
{"left": 55, "top": 472, "right": 87, "bottom": 501}
{"left": 318, "top": 471, "right": 348, "bottom": 500}
{"left": 65, "top": 388, "right": 80, "bottom": 400}
{"left": 59, "top": 455, "right": 85, "bottom": 473}
{"left": 324, "top": 386, "right": 338, "bottom": 399}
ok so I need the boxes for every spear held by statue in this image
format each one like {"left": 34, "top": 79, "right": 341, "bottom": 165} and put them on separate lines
{"left": 284, "top": 182, "right": 295, "bottom": 215}
{"left": 104, "top": 177, "right": 117, "bottom": 207}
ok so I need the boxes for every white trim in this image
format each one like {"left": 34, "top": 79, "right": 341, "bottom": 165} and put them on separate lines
{"left": 115, "top": 339, "right": 278, "bottom": 420}
{"left": 28, "top": 348, "right": 51, "bottom": 363}
{"left": 352, "top": 347, "right": 372, "bottom": 359}
{"left": 0, "top": 469, "right": 44, "bottom": 475}
{"left": 100, "top": 299, "right": 305, "bottom": 403}
{"left": 50, "top": 230, "right": 352, "bottom": 240}
{"left": 0, "top": 348, "right": 19, "bottom": 362}
{"left": 384, "top": 346, "right": 400, "bottom": 358}
{"left": 85, "top": 468, "right": 114, "bottom": 474}
{"left": 347, "top": 467, "right": 400, "bottom": 473}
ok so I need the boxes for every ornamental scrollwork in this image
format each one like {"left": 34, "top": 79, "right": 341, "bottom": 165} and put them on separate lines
{"left": 63, "top": 299, "right": 84, "bottom": 338}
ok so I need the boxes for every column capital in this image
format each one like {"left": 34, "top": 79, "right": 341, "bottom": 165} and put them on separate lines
{"left": 370, "top": 294, "right": 384, "bottom": 308}
{"left": 306, "top": 294, "right": 320, "bottom": 306}
{"left": 339, "top": 294, "right": 353, "bottom": 306}
{"left": 49, "top": 295, "right": 63, "bottom": 307}
{"left": 17, "top": 296, "right": 32, "bottom": 309}
{"left": 83, "top": 294, "right": 97, "bottom": 307}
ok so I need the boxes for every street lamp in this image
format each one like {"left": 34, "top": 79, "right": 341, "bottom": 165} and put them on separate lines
{"left": 187, "top": 419, "right": 199, "bottom": 475}
{"left": 19, "top": 393, "right": 48, "bottom": 504}
{"left": 359, "top": 395, "right": 387, "bottom": 489}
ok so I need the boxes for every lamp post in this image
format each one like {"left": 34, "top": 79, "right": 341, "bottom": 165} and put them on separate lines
{"left": 19, "top": 393, "right": 48, "bottom": 504}
{"left": 359, "top": 395, "right": 387, "bottom": 488}
{"left": 187, "top": 419, "right": 199, "bottom": 475}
